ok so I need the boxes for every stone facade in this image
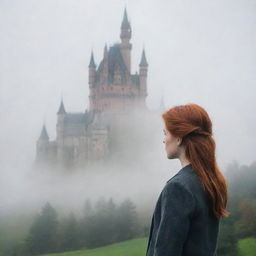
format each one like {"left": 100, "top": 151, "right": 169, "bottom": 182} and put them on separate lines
{"left": 36, "top": 9, "right": 149, "bottom": 169}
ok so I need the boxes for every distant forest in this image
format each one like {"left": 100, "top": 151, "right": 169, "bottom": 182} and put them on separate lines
{"left": 7, "top": 197, "right": 142, "bottom": 255}
{"left": 217, "top": 161, "right": 256, "bottom": 255}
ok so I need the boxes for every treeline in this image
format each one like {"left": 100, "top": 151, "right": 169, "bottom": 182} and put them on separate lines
{"left": 217, "top": 161, "right": 256, "bottom": 255}
{"left": 9, "top": 197, "right": 142, "bottom": 256}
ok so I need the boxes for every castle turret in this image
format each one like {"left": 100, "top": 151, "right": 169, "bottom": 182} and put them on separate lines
{"left": 120, "top": 8, "right": 132, "bottom": 73}
{"left": 56, "top": 98, "right": 66, "bottom": 141}
{"left": 89, "top": 51, "right": 96, "bottom": 87}
{"left": 103, "top": 44, "right": 108, "bottom": 83}
{"left": 56, "top": 98, "right": 67, "bottom": 166}
{"left": 39, "top": 124, "right": 49, "bottom": 141}
{"left": 88, "top": 51, "right": 97, "bottom": 111}
{"left": 36, "top": 124, "right": 50, "bottom": 163}
{"left": 139, "top": 48, "right": 148, "bottom": 98}
{"left": 57, "top": 98, "right": 66, "bottom": 115}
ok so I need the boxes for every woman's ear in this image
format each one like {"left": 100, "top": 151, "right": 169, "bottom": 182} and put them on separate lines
{"left": 177, "top": 137, "right": 182, "bottom": 146}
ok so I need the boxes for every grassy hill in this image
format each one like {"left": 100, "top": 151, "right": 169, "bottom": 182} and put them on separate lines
{"left": 238, "top": 237, "right": 256, "bottom": 256}
{"left": 42, "top": 237, "right": 148, "bottom": 256}
{"left": 41, "top": 236, "right": 256, "bottom": 256}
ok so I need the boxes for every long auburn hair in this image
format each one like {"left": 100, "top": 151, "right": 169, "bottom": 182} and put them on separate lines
{"left": 162, "top": 103, "right": 229, "bottom": 219}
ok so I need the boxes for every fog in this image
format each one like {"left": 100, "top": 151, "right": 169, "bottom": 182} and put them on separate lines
{"left": 0, "top": 0, "right": 255, "bottom": 218}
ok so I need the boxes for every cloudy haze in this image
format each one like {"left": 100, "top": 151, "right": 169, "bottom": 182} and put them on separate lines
{"left": 0, "top": 0, "right": 255, "bottom": 215}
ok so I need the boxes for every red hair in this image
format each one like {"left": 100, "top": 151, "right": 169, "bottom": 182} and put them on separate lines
{"left": 162, "top": 103, "right": 229, "bottom": 218}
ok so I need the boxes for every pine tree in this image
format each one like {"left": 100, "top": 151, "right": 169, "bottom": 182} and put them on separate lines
{"left": 115, "top": 198, "right": 138, "bottom": 241}
{"left": 58, "top": 212, "right": 79, "bottom": 251}
{"left": 26, "top": 202, "right": 58, "bottom": 255}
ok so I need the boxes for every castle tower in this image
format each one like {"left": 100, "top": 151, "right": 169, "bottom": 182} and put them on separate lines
{"left": 102, "top": 44, "right": 109, "bottom": 84}
{"left": 88, "top": 51, "right": 97, "bottom": 111}
{"left": 120, "top": 8, "right": 132, "bottom": 73}
{"left": 56, "top": 97, "right": 66, "bottom": 140}
{"left": 36, "top": 124, "right": 50, "bottom": 163}
{"left": 139, "top": 48, "right": 148, "bottom": 106}
{"left": 56, "top": 98, "right": 66, "bottom": 164}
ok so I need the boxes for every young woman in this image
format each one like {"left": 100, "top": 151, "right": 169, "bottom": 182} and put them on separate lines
{"left": 146, "top": 103, "right": 229, "bottom": 256}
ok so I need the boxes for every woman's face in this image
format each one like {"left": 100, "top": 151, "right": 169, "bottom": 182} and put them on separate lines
{"left": 163, "top": 123, "right": 181, "bottom": 159}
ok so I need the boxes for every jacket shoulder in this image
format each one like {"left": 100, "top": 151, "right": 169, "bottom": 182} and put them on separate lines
{"left": 161, "top": 179, "right": 196, "bottom": 219}
{"left": 167, "top": 165, "right": 200, "bottom": 188}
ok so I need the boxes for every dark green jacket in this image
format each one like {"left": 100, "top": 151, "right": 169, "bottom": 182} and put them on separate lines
{"left": 146, "top": 164, "right": 220, "bottom": 256}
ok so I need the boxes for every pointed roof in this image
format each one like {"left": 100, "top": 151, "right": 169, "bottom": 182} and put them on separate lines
{"left": 97, "top": 44, "right": 128, "bottom": 85}
{"left": 139, "top": 49, "right": 148, "bottom": 67}
{"left": 57, "top": 98, "right": 66, "bottom": 115}
{"left": 39, "top": 124, "right": 49, "bottom": 141}
{"left": 121, "top": 8, "right": 130, "bottom": 29}
{"left": 89, "top": 51, "right": 96, "bottom": 68}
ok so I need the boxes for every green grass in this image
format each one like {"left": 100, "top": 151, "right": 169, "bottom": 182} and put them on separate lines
{"left": 42, "top": 237, "right": 148, "bottom": 256}
{"left": 238, "top": 237, "right": 256, "bottom": 256}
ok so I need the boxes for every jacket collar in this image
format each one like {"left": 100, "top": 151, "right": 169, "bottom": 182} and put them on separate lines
{"left": 166, "top": 163, "right": 193, "bottom": 183}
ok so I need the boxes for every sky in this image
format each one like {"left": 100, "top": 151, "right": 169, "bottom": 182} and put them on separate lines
{"left": 0, "top": 0, "right": 255, "bottom": 215}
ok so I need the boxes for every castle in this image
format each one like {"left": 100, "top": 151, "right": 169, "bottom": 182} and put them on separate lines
{"left": 35, "top": 9, "right": 150, "bottom": 169}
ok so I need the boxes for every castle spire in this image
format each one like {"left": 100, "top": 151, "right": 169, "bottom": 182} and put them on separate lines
{"left": 39, "top": 124, "right": 49, "bottom": 141}
{"left": 103, "top": 43, "right": 108, "bottom": 77}
{"left": 139, "top": 48, "right": 148, "bottom": 100}
{"left": 121, "top": 7, "right": 130, "bottom": 29}
{"left": 57, "top": 97, "right": 66, "bottom": 115}
{"left": 120, "top": 8, "right": 132, "bottom": 72}
{"left": 139, "top": 48, "right": 148, "bottom": 67}
{"left": 89, "top": 51, "right": 96, "bottom": 68}
{"left": 120, "top": 8, "right": 131, "bottom": 41}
